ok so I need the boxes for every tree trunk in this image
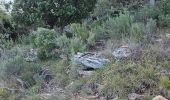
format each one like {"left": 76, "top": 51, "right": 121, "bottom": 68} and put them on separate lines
{"left": 150, "top": 0, "right": 155, "bottom": 6}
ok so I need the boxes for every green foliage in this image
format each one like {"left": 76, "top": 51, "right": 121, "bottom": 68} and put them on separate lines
{"left": 90, "top": 61, "right": 159, "bottom": 98}
{"left": 0, "top": 4, "right": 15, "bottom": 49}
{"left": 161, "top": 79, "right": 170, "bottom": 89}
{"left": 71, "top": 23, "right": 96, "bottom": 47}
{"left": 12, "top": 0, "right": 97, "bottom": 27}
{"left": 93, "top": 0, "right": 147, "bottom": 19}
{"left": 130, "top": 22, "right": 146, "bottom": 42}
{"left": 32, "top": 28, "right": 85, "bottom": 60}
{"left": 103, "top": 12, "right": 133, "bottom": 40}
{"left": 158, "top": 14, "right": 170, "bottom": 27}
{"left": 70, "top": 37, "right": 85, "bottom": 53}
{"left": 147, "top": 18, "right": 157, "bottom": 34}
{"left": 0, "top": 34, "right": 15, "bottom": 49}
{"left": 32, "top": 28, "right": 58, "bottom": 60}
{"left": 32, "top": 28, "right": 57, "bottom": 48}
{"left": 57, "top": 35, "right": 85, "bottom": 59}
{"left": 3, "top": 57, "right": 42, "bottom": 86}
{"left": 0, "top": 88, "right": 10, "bottom": 99}
{"left": 71, "top": 24, "right": 89, "bottom": 40}
{"left": 134, "top": 5, "right": 159, "bottom": 22}
{"left": 156, "top": 0, "right": 170, "bottom": 15}
{"left": 136, "top": 0, "right": 170, "bottom": 28}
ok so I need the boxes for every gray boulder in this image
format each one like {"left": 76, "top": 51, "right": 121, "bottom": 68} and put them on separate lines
{"left": 74, "top": 52, "right": 110, "bottom": 69}
{"left": 63, "top": 25, "right": 74, "bottom": 38}
{"left": 112, "top": 46, "right": 132, "bottom": 59}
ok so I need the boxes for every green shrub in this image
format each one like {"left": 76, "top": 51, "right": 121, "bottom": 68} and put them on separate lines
{"left": 134, "top": 5, "right": 159, "bottom": 22}
{"left": 0, "top": 34, "right": 15, "bottom": 49}
{"left": 32, "top": 28, "right": 58, "bottom": 60}
{"left": 87, "top": 33, "right": 96, "bottom": 46}
{"left": 70, "top": 23, "right": 96, "bottom": 46}
{"left": 70, "top": 37, "right": 85, "bottom": 53}
{"left": 32, "top": 28, "right": 57, "bottom": 48}
{"left": 0, "top": 4, "right": 15, "bottom": 49}
{"left": 161, "top": 79, "right": 170, "bottom": 89}
{"left": 92, "top": 25, "right": 108, "bottom": 40}
{"left": 155, "top": 0, "right": 170, "bottom": 27}
{"left": 158, "top": 14, "right": 170, "bottom": 27}
{"left": 103, "top": 12, "right": 133, "bottom": 40}
{"left": 156, "top": 0, "right": 170, "bottom": 15}
{"left": 130, "top": 22, "right": 146, "bottom": 42}
{"left": 90, "top": 61, "right": 159, "bottom": 98}
{"left": 3, "top": 57, "right": 42, "bottom": 87}
{"left": 92, "top": 0, "right": 147, "bottom": 20}
{"left": 57, "top": 35, "right": 85, "bottom": 59}
{"left": 135, "top": 0, "right": 170, "bottom": 28}
{"left": 56, "top": 35, "right": 71, "bottom": 55}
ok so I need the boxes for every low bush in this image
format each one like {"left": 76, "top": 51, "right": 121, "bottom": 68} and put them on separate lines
{"left": 158, "top": 14, "right": 170, "bottom": 27}
{"left": 3, "top": 57, "right": 42, "bottom": 87}
{"left": 104, "top": 12, "right": 133, "bottom": 39}
{"left": 32, "top": 28, "right": 58, "bottom": 60}
{"left": 32, "top": 28, "right": 57, "bottom": 48}
{"left": 71, "top": 23, "right": 96, "bottom": 46}
{"left": 57, "top": 35, "right": 85, "bottom": 59}
{"left": 135, "top": 0, "right": 170, "bottom": 28}
{"left": 89, "top": 61, "right": 159, "bottom": 98}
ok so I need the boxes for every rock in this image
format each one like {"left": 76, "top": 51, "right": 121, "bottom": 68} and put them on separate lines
{"left": 160, "top": 88, "right": 170, "bottom": 99}
{"left": 39, "top": 68, "right": 53, "bottom": 83}
{"left": 128, "top": 93, "right": 141, "bottom": 100}
{"left": 78, "top": 70, "right": 95, "bottom": 77}
{"left": 63, "top": 25, "right": 74, "bottom": 38}
{"left": 152, "top": 95, "right": 168, "bottom": 100}
{"left": 74, "top": 52, "right": 110, "bottom": 69}
{"left": 113, "top": 46, "right": 132, "bottom": 59}
{"left": 165, "top": 33, "right": 170, "bottom": 39}
{"left": 24, "top": 49, "right": 37, "bottom": 62}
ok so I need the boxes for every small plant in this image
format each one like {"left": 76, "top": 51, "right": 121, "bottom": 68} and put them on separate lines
{"left": 56, "top": 35, "right": 85, "bottom": 60}
{"left": 70, "top": 23, "right": 90, "bottom": 41}
{"left": 160, "top": 79, "right": 170, "bottom": 89}
{"left": 70, "top": 37, "right": 85, "bottom": 53}
{"left": 71, "top": 23, "right": 96, "bottom": 45}
{"left": 130, "top": 22, "right": 146, "bottom": 42}
{"left": 0, "top": 88, "right": 9, "bottom": 99}
{"left": 87, "top": 33, "right": 96, "bottom": 46}
{"left": 0, "top": 34, "right": 15, "bottom": 49}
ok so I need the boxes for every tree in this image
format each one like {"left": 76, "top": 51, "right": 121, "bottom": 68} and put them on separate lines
{"left": 12, "top": 0, "right": 97, "bottom": 28}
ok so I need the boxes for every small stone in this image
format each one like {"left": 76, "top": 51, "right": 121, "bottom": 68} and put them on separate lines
{"left": 78, "top": 70, "right": 95, "bottom": 77}
{"left": 128, "top": 93, "right": 141, "bottom": 100}
{"left": 113, "top": 46, "right": 132, "bottom": 59}
{"left": 74, "top": 52, "right": 110, "bottom": 69}
{"left": 24, "top": 49, "right": 38, "bottom": 62}
{"left": 152, "top": 95, "right": 168, "bottom": 100}
{"left": 39, "top": 68, "right": 53, "bottom": 83}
